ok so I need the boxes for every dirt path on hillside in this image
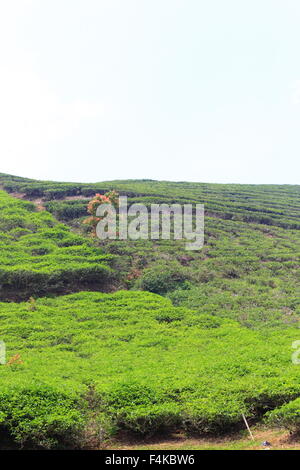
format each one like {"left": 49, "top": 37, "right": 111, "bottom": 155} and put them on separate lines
{"left": 9, "top": 191, "right": 46, "bottom": 211}
{"left": 106, "top": 428, "right": 300, "bottom": 451}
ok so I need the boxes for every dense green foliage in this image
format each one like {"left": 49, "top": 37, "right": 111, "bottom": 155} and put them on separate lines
{"left": 1, "top": 172, "right": 300, "bottom": 229}
{"left": 1, "top": 174, "right": 299, "bottom": 328}
{"left": 44, "top": 199, "right": 88, "bottom": 221}
{"left": 0, "top": 173, "right": 300, "bottom": 447}
{"left": 266, "top": 398, "right": 300, "bottom": 433}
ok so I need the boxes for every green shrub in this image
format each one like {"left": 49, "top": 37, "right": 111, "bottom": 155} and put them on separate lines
{"left": 266, "top": 398, "right": 300, "bottom": 433}
{"left": 112, "top": 403, "right": 181, "bottom": 435}
{"left": 182, "top": 398, "right": 245, "bottom": 434}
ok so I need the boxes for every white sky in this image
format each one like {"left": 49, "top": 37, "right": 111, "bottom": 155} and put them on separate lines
{"left": 0, "top": 0, "right": 300, "bottom": 184}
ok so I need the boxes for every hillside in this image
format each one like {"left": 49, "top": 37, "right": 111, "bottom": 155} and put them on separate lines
{"left": 0, "top": 173, "right": 300, "bottom": 449}
{"left": 1, "top": 172, "right": 300, "bottom": 229}
{"left": 0, "top": 191, "right": 115, "bottom": 300}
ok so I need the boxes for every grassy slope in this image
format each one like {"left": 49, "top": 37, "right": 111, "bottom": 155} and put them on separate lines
{"left": 1, "top": 172, "right": 300, "bottom": 228}
{"left": 0, "top": 173, "right": 300, "bottom": 448}
{"left": 0, "top": 190, "right": 114, "bottom": 300}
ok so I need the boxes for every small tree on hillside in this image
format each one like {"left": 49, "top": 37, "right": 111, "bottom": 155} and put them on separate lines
{"left": 83, "top": 191, "right": 119, "bottom": 237}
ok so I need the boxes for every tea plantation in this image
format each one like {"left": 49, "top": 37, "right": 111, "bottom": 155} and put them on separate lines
{"left": 0, "top": 191, "right": 114, "bottom": 300}
{"left": 2, "top": 290, "right": 300, "bottom": 448}
{"left": 0, "top": 173, "right": 300, "bottom": 448}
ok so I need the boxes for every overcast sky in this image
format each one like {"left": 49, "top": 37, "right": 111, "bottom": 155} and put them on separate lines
{"left": 0, "top": 0, "right": 300, "bottom": 184}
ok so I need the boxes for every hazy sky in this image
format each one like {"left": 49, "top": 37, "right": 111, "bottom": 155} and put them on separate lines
{"left": 0, "top": 0, "right": 300, "bottom": 184}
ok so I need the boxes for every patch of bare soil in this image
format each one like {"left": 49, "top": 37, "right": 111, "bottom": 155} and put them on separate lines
{"left": 9, "top": 191, "right": 46, "bottom": 211}
{"left": 33, "top": 199, "right": 46, "bottom": 211}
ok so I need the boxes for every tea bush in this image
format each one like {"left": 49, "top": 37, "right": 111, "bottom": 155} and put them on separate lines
{"left": 138, "top": 262, "right": 191, "bottom": 294}
{"left": 0, "top": 191, "right": 115, "bottom": 299}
